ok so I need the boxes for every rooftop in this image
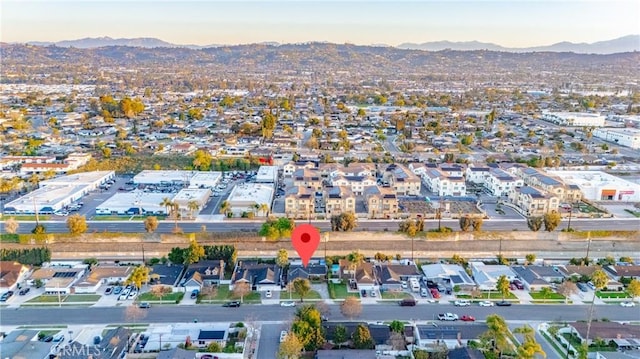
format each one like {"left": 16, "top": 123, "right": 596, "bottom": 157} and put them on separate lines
{"left": 227, "top": 183, "right": 274, "bottom": 205}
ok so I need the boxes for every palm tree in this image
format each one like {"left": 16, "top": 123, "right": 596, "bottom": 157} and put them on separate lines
{"left": 160, "top": 197, "right": 173, "bottom": 217}
{"left": 187, "top": 200, "right": 199, "bottom": 219}
{"left": 172, "top": 203, "right": 181, "bottom": 231}
{"left": 252, "top": 203, "right": 260, "bottom": 217}
{"left": 259, "top": 203, "right": 270, "bottom": 217}
{"left": 347, "top": 251, "right": 365, "bottom": 282}
{"left": 220, "top": 200, "right": 231, "bottom": 217}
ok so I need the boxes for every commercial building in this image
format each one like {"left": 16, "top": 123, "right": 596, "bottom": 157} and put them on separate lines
{"left": 226, "top": 183, "right": 274, "bottom": 216}
{"left": 3, "top": 171, "right": 114, "bottom": 214}
{"left": 172, "top": 188, "right": 211, "bottom": 217}
{"left": 132, "top": 170, "right": 222, "bottom": 188}
{"left": 547, "top": 170, "right": 640, "bottom": 202}
{"left": 540, "top": 112, "right": 606, "bottom": 127}
{"left": 255, "top": 165, "right": 279, "bottom": 183}
{"left": 593, "top": 128, "right": 640, "bottom": 149}
{"left": 95, "top": 192, "right": 170, "bottom": 215}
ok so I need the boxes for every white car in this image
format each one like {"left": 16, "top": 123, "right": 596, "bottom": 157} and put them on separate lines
{"left": 479, "top": 300, "right": 495, "bottom": 307}
{"left": 279, "top": 331, "right": 288, "bottom": 343}
{"left": 454, "top": 300, "right": 471, "bottom": 306}
{"left": 620, "top": 301, "right": 636, "bottom": 307}
{"left": 265, "top": 290, "right": 272, "bottom": 298}
{"left": 280, "top": 301, "right": 296, "bottom": 307}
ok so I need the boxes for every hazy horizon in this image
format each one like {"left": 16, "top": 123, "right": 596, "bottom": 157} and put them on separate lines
{"left": 2, "top": 0, "right": 639, "bottom": 47}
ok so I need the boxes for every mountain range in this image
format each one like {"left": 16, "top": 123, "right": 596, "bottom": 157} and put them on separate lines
{"left": 22, "top": 35, "right": 640, "bottom": 54}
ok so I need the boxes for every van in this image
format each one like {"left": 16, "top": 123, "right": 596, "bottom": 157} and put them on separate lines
{"left": 399, "top": 298, "right": 417, "bottom": 306}
{"left": 411, "top": 282, "right": 420, "bottom": 292}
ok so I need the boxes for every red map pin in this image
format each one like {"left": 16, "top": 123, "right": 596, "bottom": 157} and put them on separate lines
{"left": 291, "top": 224, "right": 320, "bottom": 267}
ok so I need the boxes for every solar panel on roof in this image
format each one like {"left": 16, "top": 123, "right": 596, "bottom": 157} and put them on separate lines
{"left": 53, "top": 271, "right": 78, "bottom": 278}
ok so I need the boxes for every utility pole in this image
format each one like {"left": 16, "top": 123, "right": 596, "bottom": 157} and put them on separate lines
{"left": 566, "top": 204, "right": 573, "bottom": 231}
{"left": 142, "top": 244, "right": 145, "bottom": 264}
{"left": 584, "top": 231, "right": 592, "bottom": 265}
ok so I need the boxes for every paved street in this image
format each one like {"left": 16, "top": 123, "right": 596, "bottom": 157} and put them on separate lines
{"left": 2, "top": 217, "right": 639, "bottom": 234}
{"left": 1, "top": 303, "right": 638, "bottom": 326}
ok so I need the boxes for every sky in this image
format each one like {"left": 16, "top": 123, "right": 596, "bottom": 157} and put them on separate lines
{"left": 1, "top": 0, "right": 638, "bottom": 47}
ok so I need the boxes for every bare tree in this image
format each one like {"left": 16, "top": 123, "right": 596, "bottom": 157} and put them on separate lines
{"left": 124, "top": 305, "right": 147, "bottom": 324}
{"left": 340, "top": 296, "right": 362, "bottom": 319}
{"left": 557, "top": 281, "right": 578, "bottom": 304}
{"left": 232, "top": 282, "right": 251, "bottom": 303}
{"left": 4, "top": 217, "right": 19, "bottom": 234}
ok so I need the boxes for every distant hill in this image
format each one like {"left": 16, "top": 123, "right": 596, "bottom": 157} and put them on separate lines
{"left": 398, "top": 35, "right": 640, "bottom": 54}
{"left": 26, "top": 36, "right": 218, "bottom": 49}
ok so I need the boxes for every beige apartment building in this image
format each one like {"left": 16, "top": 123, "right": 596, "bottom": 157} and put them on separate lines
{"left": 285, "top": 186, "right": 315, "bottom": 219}
{"left": 324, "top": 186, "right": 356, "bottom": 216}
{"left": 364, "top": 185, "right": 399, "bottom": 219}
{"left": 292, "top": 168, "right": 323, "bottom": 190}
{"left": 508, "top": 186, "right": 560, "bottom": 216}
{"left": 383, "top": 164, "right": 421, "bottom": 196}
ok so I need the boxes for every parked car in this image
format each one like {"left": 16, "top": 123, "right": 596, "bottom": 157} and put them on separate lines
{"left": 223, "top": 301, "right": 241, "bottom": 307}
{"left": 0, "top": 291, "right": 14, "bottom": 302}
{"left": 620, "top": 301, "right": 636, "bottom": 307}
{"left": 478, "top": 300, "right": 494, "bottom": 307}
{"left": 190, "top": 290, "right": 199, "bottom": 299}
{"left": 279, "top": 331, "right": 288, "bottom": 343}
{"left": 454, "top": 300, "right": 471, "bottom": 306}
{"left": 265, "top": 290, "right": 272, "bottom": 298}
{"left": 93, "top": 336, "right": 101, "bottom": 345}
{"left": 496, "top": 301, "right": 512, "bottom": 306}
{"left": 113, "top": 286, "right": 123, "bottom": 295}
{"left": 280, "top": 301, "right": 296, "bottom": 307}
{"left": 460, "top": 315, "right": 476, "bottom": 322}
{"left": 370, "top": 289, "right": 377, "bottom": 297}
{"left": 105, "top": 287, "right": 113, "bottom": 295}
{"left": 138, "top": 302, "right": 151, "bottom": 309}
{"left": 18, "top": 288, "right": 30, "bottom": 296}
{"left": 361, "top": 289, "right": 367, "bottom": 297}
{"left": 41, "top": 336, "right": 54, "bottom": 342}
{"left": 420, "top": 288, "right": 429, "bottom": 297}
{"left": 577, "top": 283, "right": 589, "bottom": 292}
{"left": 127, "top": 291, "right": 137, "bottom": 300}
{"left": 437, "top": 313, "right": 458, "bottom": 321}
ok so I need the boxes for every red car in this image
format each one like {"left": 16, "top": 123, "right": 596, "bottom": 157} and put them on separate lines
{"left": 461, "top": 315, "right": 476, "bottom": 322}
{"left": 430, "top": 288, "right": 440, "bottom": 298}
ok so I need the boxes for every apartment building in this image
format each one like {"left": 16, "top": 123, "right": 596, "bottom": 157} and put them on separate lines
{"left": 517, "top": 167, "right": 582, "bottom": 202}
{"left": 330, "top": 175, "right": 377, "bottom": 195}
{"left": 486, "top": 168, "right": 524, "bottom": 197}
{"left": 285, "top": 186, "right": 315, "bottom": 219}
{"left": 465, "top": 165, "right": 491, "bottom": 184}
{"left": 292, "top": 168, "right": 323, "bottom": 190}
{"left": 324, "top": 186, "right": 356, "bottom": 216}
{"left": 383, "top": 164, "right": 421, "bottom": 196}
{"left": 508, "top": 185, "right": 559, "bottom": 216}
{"left": 363, "top": 185, "right": 398, "bottom": 219}
{"left": 421, "top": 168, "right": 466, "bottom": 197}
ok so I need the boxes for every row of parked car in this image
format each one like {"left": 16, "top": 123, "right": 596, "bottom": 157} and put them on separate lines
{"left": 105, "top": 285, "right": 137, "bottom": 300}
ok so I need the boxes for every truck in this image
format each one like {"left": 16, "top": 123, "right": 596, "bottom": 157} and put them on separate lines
{"left": 437, "top": 313, "right": 459, "bottom": 321}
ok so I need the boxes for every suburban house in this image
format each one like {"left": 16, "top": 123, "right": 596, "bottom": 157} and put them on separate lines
{"left": 74, "top": 265, "right": 133, "bottom": 293}
{"left": 469, "top": 262, "right": 517, "bottom": 290}
{"left": 0, "top": 261, "right": 30, "bottom": 293}
{"left": 414, "top": 323, "right": 488, "bottom": 350}
{"left": 485, "top": 168, "right": 523, "bottom": 197}
{"left": 149, "top": 264, "right": 185, "bottom": 291}
{"left": 29, "top": 265, "right": 86, "bottom": 294}
{"left": 448, "top": 347, "right": 485, "bottom": 359}
{"left": 59, "top": 326, "right": 132, "bottom": 359}
{"left": 195, "top": 327, "right": 229, "bottom": 348}
{"left": 604, "top": 265, "right": 640, "bottom": 281}
{"left": 567, "top": 322, "right": 640, "bottom": 347}
{"left": 376, "top": 263, "right": 422, "bottom": 292}
{"left": 421, "top": 263, "right": 476, "bottom": 291}
{"left": 287, "top": 263, "right": 328, "bottom": 283}
{"left": 230, "top": 261, "right": 281, "bottom": 292}
{"left": 181, "top": 260, "right": 226, "bottom": 293}
{"left": 339, "top": 260, "right": 376, "bottom": 290}
{"left": 0, "top": 329, "right": 55, "bottom": 359}
{"left": 511, "top": 265, "right": 552, "bottom": 291}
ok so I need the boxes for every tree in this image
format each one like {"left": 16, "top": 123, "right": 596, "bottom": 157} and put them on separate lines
{"left": 66, "top": 214, "right": 87, "bottom": 235}
{"left": 352, "top": 324, "right": 374, "bottom": 349}
{"left": 331, "top": 212, "right": 357, "bottom": 231}
{"left": 459, "top": 216, "right": 472, "bottom": 231}
{"left": 205, "top": 341, "right": 222, "bottom": 352}
{"left": 340, "top": 296, "right": 362, "bottom": 319}
{"left": 192, "top": 149, "right": 213, "bottom": 171}
{"left": 517, "top": 337, "right": 546, "bottom": 359}
{"left": 150, "top": 285, "right": 172, "bottom": 303}
{"left": 333, "top": 324, "right": 347, "bottom": 348}
{"left": 160, "top": 197, "right": 174, "bottom": 217}
{"left": 232, "top": 282, "right": 251, "bottom": 303}
{"left": 291, "top": 304, "right": 325, "bottom": 351}
{"left": 124, "top": 304, "right": 147, "bottom": 324}
{"left": 525, "top": 254, "right": 536, "bottom": 265}
{"left": 390, "top": 320, "right": 404, "bottom": 333}
{"left": 187, "top": 200, "right": 200, "bottom": 219}
{"left": 387, "top": 331, "right": 405, "bottom": 350}
{"left": 125, "top": 265, "right": 150, "bottom": 290}
{"left": 557, "top": 281, "right": 578, "bottom": 304}
{"left": 585, "top": 269, "right": 609, "bottom": 349}
{"left": 276, "top": 249, "right": 289, "bottom": 268}
{"left": 347, "top": 251, "right": 365, "bottom": 281}
{"left": 527, "top": 216, "right": 543, "bottom": 232}
{"left": 259, "top": 203, "right": 270, "bottom": 217}
{"left": 627, "top": 279, "right": 640, "bottom": 303}
{"left": 543, "top": 211, "right": 562, "bottom": 232}
{"left": 184, "top": 239, "right": 205, "bottom": 265}
{"left": 496, "top": 275, "right": 511, "bottom": 301}
{"left": 168, "top": 247, "right": 185, "bottom": 264}
{"left": 144, "top": 216, "right": 159, "bottom": 233}
{"left": 292, "top": 278, "right": 312, "bottom": 302}
{"left": 4, "top": 217, "right": 19, "bottom": 234}
{"left": 220, "top": 200, "right": 231, "bottom": 216}
{"left": 277, "top": 332, "right": 303, "bottom": 359}
{"left": 481, "top": 314, "right": 510, "bottom": 355}
{"left": 472, "top": 217, "right": 483, "bottom": 231}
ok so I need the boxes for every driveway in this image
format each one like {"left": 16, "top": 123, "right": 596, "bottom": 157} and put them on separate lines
{"left": 257, "top": 323, "right": 289, "bottom": 359}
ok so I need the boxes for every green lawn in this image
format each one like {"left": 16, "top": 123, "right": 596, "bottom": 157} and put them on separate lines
{"left": 138, "top": 292, "right": 184, "bottom": 303}
{"left": 457, "top": 291, "right": 517, "bottom": 300}
{"left": 27, "top": 295, "right": 66, "bottom": 303}
{"left": 530, "top": 291, "right": 566, "bottom": 300}
{"left": 562, "top": 333, "right": 617, "bottom": 352}
{"left": 1, "top": 215, "right": 51, "bottom": 221}
{"left": 283, "top": 290, "right": 322, "bottom": 301}
{"left": 64, "top": 295, "right": 101, "bottom": 302}
{"left": 596, "top": 291, "right": 630, "bottom": 299}
{"left": 328, "top": 282, "right": 360, "bottom": 299}
{"left": 197, "top": 286, "right": 260, "bottom": 303}
{"left": 92, "top": 215, "right": 166, "bottom": 221}
{"left": 381, "top": 291, "right": 413, "bottom": 300}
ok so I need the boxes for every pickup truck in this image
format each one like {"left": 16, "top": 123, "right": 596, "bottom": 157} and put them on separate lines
{"left": 437, "top": 313, "right": 459, "bottom": 321}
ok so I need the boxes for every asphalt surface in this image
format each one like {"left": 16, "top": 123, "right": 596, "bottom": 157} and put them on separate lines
{"left": 1, "top": 303, "right": 638, "bottom": 326}
{"left": 2, "top": 217, "right": 639, "bottom": 234}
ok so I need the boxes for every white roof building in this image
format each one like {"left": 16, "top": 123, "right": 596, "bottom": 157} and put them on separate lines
{"left": 96, "top": 192, "right": 170, "bottom": 215}
{"left": 189, "top": 172, "right": 222, "bottom": 188}
{"left": 226, "top": 183, "right": 274, "bottom": 216}
{"left": 593, "top": 128, "right": 640, "bottom": 149}
{"left": 469, "top": 262, "right": 518, "bottom": 291}
{"left": 540, "top": 112, "right": 606, "bottom": 127}
{"left": 255, "top": 165, "right": 279, "bottom": 183}
{"left": 547, "top": 170, "right": 640, "bottom": 202}
{"left": 133, "top": 170, "right": 195, "bottom": 185}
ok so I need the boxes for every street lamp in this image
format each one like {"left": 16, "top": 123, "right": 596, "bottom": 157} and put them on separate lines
{"left": 566, "top": 204, "right": 573, "bottom": 231}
